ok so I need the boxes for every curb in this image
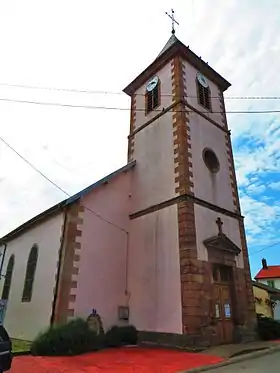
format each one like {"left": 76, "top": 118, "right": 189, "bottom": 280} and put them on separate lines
{"left": 178, "top": 344, "right": 280, "bottom": 373}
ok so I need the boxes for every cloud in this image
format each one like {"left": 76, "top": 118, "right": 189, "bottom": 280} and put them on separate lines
{"left": 246, "top": 184, "right": 266, "bottom": 195}
{"left": 0, "top": 0, "right": 280, "bottom": 277}
{"left": 269, "top": 181, "right": 280, "bottom": 191}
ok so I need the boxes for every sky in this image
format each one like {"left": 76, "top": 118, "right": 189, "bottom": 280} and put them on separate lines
{"left": 0, "top": 0, "right": 279, "bottom": 277}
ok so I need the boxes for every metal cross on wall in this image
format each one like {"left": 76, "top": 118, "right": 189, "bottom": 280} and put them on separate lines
{"left": 165, "top": 9, "right": 179, "bottom": 34}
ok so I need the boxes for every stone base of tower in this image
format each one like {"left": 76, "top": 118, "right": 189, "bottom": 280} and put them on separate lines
{"left": 138, "top": 257, "right": 257, "bottom": 348}
{"left": 138, "top": 326, "right": 257, "bottom": 350}
{"left": 180, "top": 258, "right": 257, "bottom": 346}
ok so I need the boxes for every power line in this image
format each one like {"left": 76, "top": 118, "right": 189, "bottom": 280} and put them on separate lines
{"left": 0, "top": 81, "right": 280, "bottom": 100}
{"left": 0, "top": 135, "right": 128, "bottom": 234}
{"left": 1, "top": 133, "right": 280, "bottom": 255}
{"left": 0, "top": 96, "right": 280, "bottom": 114}
{"left": 249, "top": 240, "right": 280, "bottom": 257}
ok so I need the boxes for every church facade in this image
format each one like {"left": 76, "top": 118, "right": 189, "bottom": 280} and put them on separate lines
{"left": 0, "top": 34, "right": 256, "bottom": 345}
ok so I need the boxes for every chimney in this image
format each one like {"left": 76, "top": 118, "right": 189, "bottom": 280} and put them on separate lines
{"left": 262, "top": 258, "right": 268, "bottom": 269}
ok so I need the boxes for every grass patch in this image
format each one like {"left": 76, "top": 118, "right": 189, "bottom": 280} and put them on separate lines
{"left": 11, "top": 339, "right": 31, "bottom": 353}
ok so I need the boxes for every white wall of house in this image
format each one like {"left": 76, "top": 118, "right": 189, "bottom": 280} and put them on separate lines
{"left": 274, "top": 301, "right": 280, "bottom": 321}
{"left": 0, "top": 212, "right": 64, "bottom": 341}
{"left": 258, "top": 279, "right": 280, "bottom": 320}
{"left": 259, "top": 279, "right": 280, "bottom": 289}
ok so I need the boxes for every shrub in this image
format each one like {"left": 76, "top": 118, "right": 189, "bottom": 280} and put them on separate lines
{"left": 105, "top": 325, "right": 138, "bottom": 347}
{"left": 31, "top": 318, "right": 105, "bottom": 356}
{"left": 257, "top": 313, "right": 280, "bottom": 341}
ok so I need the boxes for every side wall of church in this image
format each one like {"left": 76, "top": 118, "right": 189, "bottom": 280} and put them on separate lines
{"left": 128, "top": 205, "right": 182, "bottom": 333}
{"left": 71, "top": 171, "right": 131, "bottom": 331}
{"left": 0, "top": 213, "right": 64, "bottom": 340}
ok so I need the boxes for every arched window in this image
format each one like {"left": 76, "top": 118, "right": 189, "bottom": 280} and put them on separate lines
{"left": 197, "top": 78, "right": 212, "bottom": 111}
{"left": 22, "top": 244, "right": 38, "bottom": 302}
{"left": 145, "top": 76, "right": 160, "bottom": 114}
{"left": 2, "top": 254, "right": 15, "bottom": 300}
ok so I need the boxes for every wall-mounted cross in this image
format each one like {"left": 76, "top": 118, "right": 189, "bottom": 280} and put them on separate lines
{"left": 216, "top": 217, "right": 223, "bottom": 234}
{"left": 165, "top": 9, "right": 179, "bottom": 35}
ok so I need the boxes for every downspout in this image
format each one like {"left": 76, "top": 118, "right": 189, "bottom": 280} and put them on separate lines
{"left": 124, "top": 231, "right": 130, "bottom": 303}
{"left": 50, "top": 210, "right": 68, "bottom": 325}
{"left": 0, "top": 244, "right": 7, "bottom": 280}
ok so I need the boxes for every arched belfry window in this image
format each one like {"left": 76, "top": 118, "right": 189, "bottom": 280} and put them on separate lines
{"left": 196, "top": 73, "right": 212, "bottom": 111}
{"left": 2, "top": 254, "right": 15, "bottom": 300}
{"left": 22, "top": 244, "right": 38, "bottom": 302}
{"left": 145, "top": 76, "right": 160, "bottom": 114}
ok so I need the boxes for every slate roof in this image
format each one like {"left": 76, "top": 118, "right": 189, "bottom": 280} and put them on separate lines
{"left": 123, "top": 33, "right": 231, "bottom": 96}
{"left": 157, "top": 34, "right": 178, "bottom": 58}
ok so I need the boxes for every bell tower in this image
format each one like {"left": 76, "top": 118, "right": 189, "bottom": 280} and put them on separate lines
{"left": 123, "top": 27, "right": 256, "bottom": 345}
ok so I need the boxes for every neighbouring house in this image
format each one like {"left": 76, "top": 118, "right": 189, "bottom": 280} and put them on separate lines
{"left": 252, "top": 280, "right": 280, "bottom": 319}
{"left": 255, "top": 259, "right": 280, "bottom": 321}
{"left": 0, "top": 29, "right": 256, "bottom": 345}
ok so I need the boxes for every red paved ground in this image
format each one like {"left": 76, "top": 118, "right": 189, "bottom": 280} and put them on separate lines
{"left": 10, "top": 347, "right": 224, "bottom": 373}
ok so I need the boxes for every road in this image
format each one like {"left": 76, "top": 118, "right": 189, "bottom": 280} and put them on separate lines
{"left": 212, "top": 350, "right": 280, "bottom": 372}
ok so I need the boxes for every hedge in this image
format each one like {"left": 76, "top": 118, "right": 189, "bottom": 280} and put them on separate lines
{"left": 31, "top": 319, "right": 138, "bottom": 356}
{"left": 257, "top": 313, "right": 280, "bottom": 341}
{"left": 31, "top": 318, "right": 105, "bottom": 356}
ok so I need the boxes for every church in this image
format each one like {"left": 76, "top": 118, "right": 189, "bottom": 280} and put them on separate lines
{"left": 0, "top": 26, "right": 256, "bottom": 345}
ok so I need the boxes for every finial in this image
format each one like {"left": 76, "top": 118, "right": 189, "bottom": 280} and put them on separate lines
{"left": 165, "top": 9, "right": 179, "bottom": 35}
{"left": 216, "top": 217, "right": 223, "bottom": 235}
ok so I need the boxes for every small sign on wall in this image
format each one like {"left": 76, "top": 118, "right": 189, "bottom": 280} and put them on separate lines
{"left": 224, "top": 304, "right": 231, "bottom": 318}
{"left": 118, "top": 306, "right": 129, "bottom": 321}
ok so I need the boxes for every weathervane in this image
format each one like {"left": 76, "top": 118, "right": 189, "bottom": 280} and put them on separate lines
{"left": 165, "top": 9, "right": 179, "bottom": 35}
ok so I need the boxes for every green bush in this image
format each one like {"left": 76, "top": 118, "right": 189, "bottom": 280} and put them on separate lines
{"left": 257, "top": 314, "right": 280, "bottom": 341}
{"left": 105, "top": 325, "right": 138, "bottom": 347}
{"left": 31, "top": 318, "right": 105, "bottom": 356}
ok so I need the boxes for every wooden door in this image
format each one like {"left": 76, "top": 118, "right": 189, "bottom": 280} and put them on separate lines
{"left": 213, "top": 265, "right": 234, "bottom": 344}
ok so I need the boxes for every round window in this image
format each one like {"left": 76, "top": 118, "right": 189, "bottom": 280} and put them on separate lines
{"left": 203, "top": 148, "right": 220, "bottom": 173}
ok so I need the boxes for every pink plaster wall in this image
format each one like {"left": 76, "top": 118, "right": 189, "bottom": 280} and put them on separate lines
{"left": 73, "top": 171, "right": 131, "bottom": 330}
{"left": 182, "top": 60, "right": 225, "bottom": 128}
{"left": 127, "top": 60, "right": 182, "bottom": 333}
{"left": 130, "top": 62, "right": 176, "bottom": 213}
{"left": 189, "top": 112, "right": 235, "bottom": 211}
{"left": 128, "top": 205, "right": 182, "bottom": 333}
{"left": 134, "top": 61, "right": 173, "bottom": 130}
{"left": 131, "top": 110, "right": 176, "bottom": 213}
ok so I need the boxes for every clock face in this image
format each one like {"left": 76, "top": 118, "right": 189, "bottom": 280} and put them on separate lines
{"left": 197, "top": 72, "right": 208, "bottom": 88}
{"left": 146, "top": 76, "right": 159, "bottom": 92}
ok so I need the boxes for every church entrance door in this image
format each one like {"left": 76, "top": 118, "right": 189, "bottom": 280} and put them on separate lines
{"left": 213, "top": 265, "right": 234, "bottom": 344}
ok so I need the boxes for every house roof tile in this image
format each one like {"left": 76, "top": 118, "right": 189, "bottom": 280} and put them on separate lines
{"left": 255, "top": 266, "right": 280, "bottom": 280}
